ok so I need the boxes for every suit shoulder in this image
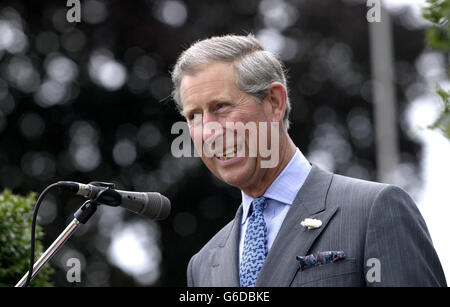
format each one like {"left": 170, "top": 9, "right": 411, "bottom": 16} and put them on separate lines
{"left": 327, "top": 173, "right": 415, "bottom": 213}
{"left": 331, "top": 173, "right": 387, "bottom": 194}
{"left": 330, "top": 173, "right": 387, "bottom": 201}
{"left": 329, "top": 173, "right": 420, "bottom": 216}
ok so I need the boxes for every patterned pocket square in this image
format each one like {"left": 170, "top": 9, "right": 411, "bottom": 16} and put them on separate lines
{"left": 296, "top": 251, "right": 346, "bottom": 271}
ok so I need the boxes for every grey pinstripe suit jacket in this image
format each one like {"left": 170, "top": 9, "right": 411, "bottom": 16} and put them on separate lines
{"left": 187, "top": 165, "right": 447, "bottom": 287}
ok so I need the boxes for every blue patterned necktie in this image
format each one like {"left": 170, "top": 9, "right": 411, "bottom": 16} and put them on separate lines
{"left": 240, "top": 196, "right": 268, "bottom": 287}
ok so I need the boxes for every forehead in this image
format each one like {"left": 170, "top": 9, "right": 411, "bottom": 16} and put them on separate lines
{"left": 180, "top": 62, "right": 239, "bottom": 108}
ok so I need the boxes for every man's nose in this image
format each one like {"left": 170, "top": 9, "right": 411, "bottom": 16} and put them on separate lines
{"left": 202, "top": 112, "right": 223, "bottom": 142}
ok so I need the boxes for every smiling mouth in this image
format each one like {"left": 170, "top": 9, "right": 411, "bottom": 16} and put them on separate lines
{"left": 216, "top": 145, "right": 240, "bottom": 160}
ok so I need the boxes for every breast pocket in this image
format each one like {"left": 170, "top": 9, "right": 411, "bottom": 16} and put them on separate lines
{"left": 292, "top": 258, "right": 361, "bottom": 287}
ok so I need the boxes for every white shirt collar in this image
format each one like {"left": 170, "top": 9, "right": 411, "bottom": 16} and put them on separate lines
{"left": 240, "top": 148, "right": 311, "bottom": 224}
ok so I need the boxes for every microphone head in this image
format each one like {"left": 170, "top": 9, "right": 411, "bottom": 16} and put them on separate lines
{"left": 142, "top": 192, "right": 171, "bottom": 220}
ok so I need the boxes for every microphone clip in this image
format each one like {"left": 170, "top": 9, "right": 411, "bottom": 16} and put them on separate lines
{"left": 87, "top": 182, "right": 122, "bottom": 208}
{"left": 74, "top": 185, "right": 121, "bottom": 224}
{"left": 88, "top": 181, "right": 115, "bottom": 189}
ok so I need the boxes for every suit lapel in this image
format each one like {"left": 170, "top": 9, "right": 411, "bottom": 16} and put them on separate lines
{"left": 256, "top": 165, "right": 338, "bottom": 287}
{"left": 210, "top": 205, "right": 242, "bottom": 286}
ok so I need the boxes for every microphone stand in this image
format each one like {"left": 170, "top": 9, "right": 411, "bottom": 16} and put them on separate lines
{"left": 15, "top": 200, "right": 99, "bottom": 287}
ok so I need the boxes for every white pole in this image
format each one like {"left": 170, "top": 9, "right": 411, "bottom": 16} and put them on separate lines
{"left": 369, "top": 2, "right": 399, "bottom": 184}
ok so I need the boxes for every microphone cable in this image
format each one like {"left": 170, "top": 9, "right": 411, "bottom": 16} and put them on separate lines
{"left": 23, "top": 182, "right": 62, "bottom": 287}
{"left": 22, "top": 182, "right": 113, "bottom": 287}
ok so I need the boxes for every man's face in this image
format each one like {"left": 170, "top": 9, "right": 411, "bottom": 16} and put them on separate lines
{"left": 180, "top": 62, "right": 275, "bottom": 190}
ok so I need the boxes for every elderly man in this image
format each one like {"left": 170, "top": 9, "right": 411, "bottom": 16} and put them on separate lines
{"left": 170, "top": 34, "right": 446, "bottom": 287}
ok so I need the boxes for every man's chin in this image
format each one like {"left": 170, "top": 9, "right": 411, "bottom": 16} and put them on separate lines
{"left": 204, "top": 155, "right": 256, "bottom": 187}
{"left": 219, "top": 175, "right": 248, "bottom": 189}
{"left": 216, "top": 164, "right": 254, "bottom": 188}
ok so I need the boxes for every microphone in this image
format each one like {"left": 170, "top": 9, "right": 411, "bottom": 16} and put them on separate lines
{"left": 57, "top": 181, "right": 171, "bottom": 220}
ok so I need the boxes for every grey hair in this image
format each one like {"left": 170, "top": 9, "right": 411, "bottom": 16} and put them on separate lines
{"left": 171, "top": 34, "right": 291, "bottom": 130}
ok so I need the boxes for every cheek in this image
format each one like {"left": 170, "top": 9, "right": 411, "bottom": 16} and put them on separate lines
{"left": 189, "top": 126, "right": 202, "bottom": 146}
{"left": 240, "top": 102, "right": 269, "bottom": 122}
{"left": 227, "top": 109, "right": 263, "bottom": 126}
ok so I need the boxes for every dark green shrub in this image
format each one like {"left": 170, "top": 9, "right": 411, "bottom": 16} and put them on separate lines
{"left": 0, "top": 190, "right": 54, "bottom": 287}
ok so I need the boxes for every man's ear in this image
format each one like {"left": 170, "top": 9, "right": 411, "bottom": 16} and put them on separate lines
{"left": 264, "top": 82, "right": 287, "bottom": 124}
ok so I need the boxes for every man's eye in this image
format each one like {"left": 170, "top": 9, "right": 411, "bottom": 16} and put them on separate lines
{"left": 216, "top": 103, "right": 229, "bottom": 111}
{"left": 186, "top": 113, "right": 196, "bottom": 121}
{"left": 187, "top": 114, "right": 202, "bottom": 124}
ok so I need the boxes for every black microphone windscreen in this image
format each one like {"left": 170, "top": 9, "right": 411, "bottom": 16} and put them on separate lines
{"left": 142, "top": 192, "right": 171, "bottom": 220}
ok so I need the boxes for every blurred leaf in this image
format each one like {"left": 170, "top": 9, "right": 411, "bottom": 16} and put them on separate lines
{"left": 423, "top": 0, "right": 450, "bottom": 51}
{"left": 428, "top": 85, "right": 450, "bottom": 139}
{"left": 423, "top": 1, "right": 450, "bottom": 140}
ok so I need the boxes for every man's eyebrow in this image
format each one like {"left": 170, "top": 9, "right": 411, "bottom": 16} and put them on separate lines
{"left": 181, "top": 107, "right": 199, "bottom": 118}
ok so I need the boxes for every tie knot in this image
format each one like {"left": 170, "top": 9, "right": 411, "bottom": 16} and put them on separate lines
{"left": 251, "top": 196, "right": 267, "bottom": 213}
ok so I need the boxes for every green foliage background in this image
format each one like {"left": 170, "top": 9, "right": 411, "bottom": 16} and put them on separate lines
{"left": 423, "top": 0, "right": 450, "bottom": 139}
{"left": 0, "top": 190, "right": 54, "bottom": 287}
{"left": 423, "top": 0, "right": 450, "bottom": 51}
{"left": 429, "top": 84, "right": 450, "bottom": 139}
